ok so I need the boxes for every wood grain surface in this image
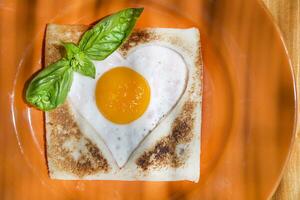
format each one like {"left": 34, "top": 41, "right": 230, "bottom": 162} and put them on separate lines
{"left": 263, "top": 0, "right": 300, "bottom": 199}
{"left": 0, "top": 0, "right": 298, "bottom": 199}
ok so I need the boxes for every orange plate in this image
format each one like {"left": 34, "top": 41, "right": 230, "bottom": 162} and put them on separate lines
{"left": 0, "top": 0, "right": 296, "bottom": 199}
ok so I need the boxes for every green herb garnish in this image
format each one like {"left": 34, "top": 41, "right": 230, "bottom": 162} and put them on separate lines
{"left": 25, "top": 8, "right": 143, "bottom": 111}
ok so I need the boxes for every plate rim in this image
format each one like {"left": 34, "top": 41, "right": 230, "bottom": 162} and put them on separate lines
{"left": 256, "top": 0, "right": 298, "bottom": 198}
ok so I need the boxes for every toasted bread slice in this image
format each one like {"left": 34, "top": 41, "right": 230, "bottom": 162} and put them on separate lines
{"left": 45, "top": 24, "right": 203, "bottom": 182}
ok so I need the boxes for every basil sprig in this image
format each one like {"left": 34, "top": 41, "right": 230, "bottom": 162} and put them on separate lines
{"left": 26, "top": 8, "right": 143, "bottom": 111}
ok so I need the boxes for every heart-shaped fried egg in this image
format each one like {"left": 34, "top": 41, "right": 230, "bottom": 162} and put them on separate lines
{"left": 68, "top": 45, "right": 188, "bottom": 167}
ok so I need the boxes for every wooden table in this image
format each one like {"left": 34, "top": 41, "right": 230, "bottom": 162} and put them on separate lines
{"left": 0, "top": 0, "right": 298, "bottom": 199}
{"left": 263, "top": 0, "right": 300, "bottom": 199}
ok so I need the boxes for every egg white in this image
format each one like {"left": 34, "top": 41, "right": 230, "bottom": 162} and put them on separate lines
{"left": 68, "top": 45, "right": 188, "bottom": 167}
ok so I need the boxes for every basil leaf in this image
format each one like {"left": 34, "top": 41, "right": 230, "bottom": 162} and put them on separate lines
{"left": 71, "top": 52, "right": 96, "bottom": 78}
{"left": 63, "top": 42, "right": 80, "bottom": 60}
{"left": 78, "top": 8, "right": 143, "bottom": 60}
{"left": 25, "top": 59, "right": 73, "bottom": 111}
{"left": 25, "top": 8, "right": 143, "bottom": 111}
{"left": 63, "top": 42, "right": 96, "bottom": 78}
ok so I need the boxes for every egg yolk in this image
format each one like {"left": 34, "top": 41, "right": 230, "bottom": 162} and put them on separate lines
{"left": 95, "top": 67, "right": 151, "bottom": 124}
